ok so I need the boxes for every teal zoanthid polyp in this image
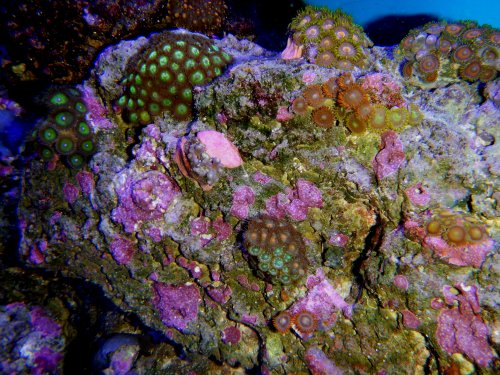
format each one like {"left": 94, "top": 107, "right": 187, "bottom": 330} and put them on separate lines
{"left": 118, "top": 31, "right": 232, "bottom": 124}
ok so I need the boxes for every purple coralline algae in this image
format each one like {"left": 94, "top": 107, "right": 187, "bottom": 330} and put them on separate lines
{"left": 0, "top": 303, "right": 65, "bottom": 374}
{"left": 112, "top": 170, "right": 180, "bottom": 233}
{"left": 152, "top": 282, "right": 201, "bottom": 333}
{"left": 436, "top": 284, "right": 495, "bottom": 367}
{"left": 265, "top": 179, "right": 323, "bottom": 221}
{"left": 221, "top": 326, "right": 241, "bottom": 345}
{"left": 109, "top": 236, "right": 136, "bottom": 265}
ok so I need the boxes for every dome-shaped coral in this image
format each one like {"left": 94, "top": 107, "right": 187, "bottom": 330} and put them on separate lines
{"left": 118, "top": 31, "right": 232, "bottom": 125}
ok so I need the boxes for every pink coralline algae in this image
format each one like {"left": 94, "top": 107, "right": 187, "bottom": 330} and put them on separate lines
{"left": 152, "top": 282, "right": 201, "bottom": 332}
{"left": 230, "top": 186, "right": 255, "bottom": 219}
{"left": 393, "top": 275, "right": 409, "bottom": 290}
{"left": 305, "top": 347, "right": 343, "bottom": 375}
{"left": 109, "top": 237, "right": 136, "bottom": 265}
{"left": 112, "top": 170, "right": 180, "bottom": 233}
{"left": 265, "top": 179, "right": 323, "bottom": 221}
{"left": 290, "top": 269, "right": 351, "bottom": 329}
{"left": 436, "top": 283, "right": 496, "bottom": 367}
{"left": 329, "top": 231, "right": 349, "bottom": 247}
{"left": 276, "top": 106, "right": 294, "bottom": 122}
{"left": 401, "top": 310, "right": 421, "bottom": 329}
{"left": 206, "top": 284, "right": 232, "bottom": 305}
{"left": 405, "top": 182, "right": 431, "bottom": 206}
{"left": 196, "top": 130, "right": 243, "bottom": 168}
{"left": 372, "top": 131, "right": 405, "bottom": 179}
{"left": 221, "top": 326, "right": 241, "bottom": 345}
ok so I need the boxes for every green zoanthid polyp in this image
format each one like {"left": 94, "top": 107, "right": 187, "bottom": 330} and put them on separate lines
{"left": 36, "top": 87, "right": 96, "bottom": 169}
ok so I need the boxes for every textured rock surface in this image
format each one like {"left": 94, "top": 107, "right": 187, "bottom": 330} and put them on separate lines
{"left": 17, "top": 29, "right": 499, "bottom": 373}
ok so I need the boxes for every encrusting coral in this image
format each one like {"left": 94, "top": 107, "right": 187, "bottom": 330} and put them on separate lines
{"left": 34, "top": 87, "right": 95, "bottom": 169}
{"left": 118, "top": 30, "right": 232, "bottom": 124}
{"left": 396, "top": 20, "right": 499, "bottom": 86}
{"left": 282, "top": 6, "right": 372, "bottom": 70}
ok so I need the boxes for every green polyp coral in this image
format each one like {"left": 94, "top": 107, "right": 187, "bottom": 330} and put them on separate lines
{"left": 118, "top": 31, "right": 232, "bottom": 125}
{"left": 396, "top": 21, "right": 499, "bottom": 86}
{"left": 36, "top": 87, "right": 95, "bottom": 169}
{"left": 287, "top": 6, "right": 372, "bottom": 69}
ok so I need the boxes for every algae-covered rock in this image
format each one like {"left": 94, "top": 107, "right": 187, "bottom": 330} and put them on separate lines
{"left": 17, "top": 25, "right": 498, "bottom": 373}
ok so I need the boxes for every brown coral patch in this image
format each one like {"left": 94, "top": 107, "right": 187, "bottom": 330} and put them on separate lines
{"left": 312, "top": 106, "right": 335, "bottom": 128}
{"left": 337, "top": 84, "right": 366, "bottom": 110}
{"left": 166, "top": 0, "right": 227, "bottom": 34}
{"left": 400, "top": 35, "right": 415, "bottom": 49}
{"left": 355, "top": 101, "right": 373, "bottom": 120}
{"left": 462, "top": 28, "right": 482, "bottom": 40}
{"left": 292, "top": 310, "right": 317, "bottom": 334}
{"left": 479, "top": 65, "right": 497, "bottom": 82}
{"left": 459, "top": 60, "right": 482, "bottom": 81}
{"left": 291, "top": 96, "right": 309, "bottom": 115}
{"left": 488, "top": 31, "right": 500, "bottom": 45}
{"left": 402, "top": 61, "right": 413, "bottom": 78}
{"left": 337, "top": 73, "right": 355, "bottom": 89}
{"left": 436, "top": 37, "right": 453, "bottom": 55}
{"left": 321, "top": 77, "right": 338, "bottom": 98}
{"left": 273, "top": 311, "right": 293, "bottom": 334}
{"left": 452, "top": 45, "right": 474, "bottom": 63}
{"left": 345, "top": 113, "right": 366, "bottom": 134}
{"left": 425, "top": 22, "right": 445, "bottom": 35}
{"left": 302, "top": 85, "right": 325, "bottom": 108}
{"left": 444, "top": 23, "right": 465, "bottom": 36}
{"left": 417, "top": 53, "right": 440, "bottom": 74}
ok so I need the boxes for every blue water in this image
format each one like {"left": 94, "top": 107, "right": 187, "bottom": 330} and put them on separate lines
{"left": 304, "top": 0, "right": 500, "bottom": 28}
